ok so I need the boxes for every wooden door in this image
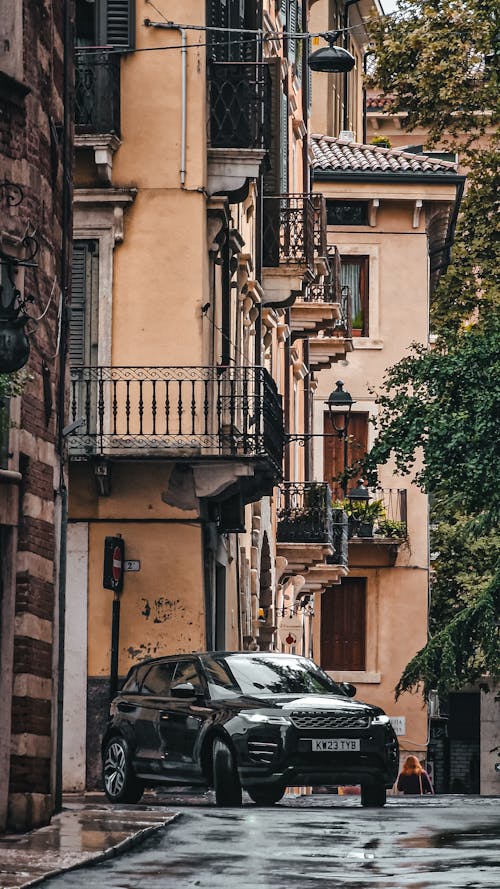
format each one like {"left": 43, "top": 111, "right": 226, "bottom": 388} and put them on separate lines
{"left": 321, "top": 579, "right": 366, "bottom": 670}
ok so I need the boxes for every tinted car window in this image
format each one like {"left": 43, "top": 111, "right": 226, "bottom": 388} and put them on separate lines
{"left": 203, "top": 655, "right": 344, "bottom": 699}
{"left": 141, "top": 661, "right": 176, "bottom": 695}
{"left": 172, "top": 659, "right": 204, "bottom": 692}
{"left": 121, "top": 663, "right": 151, "bottom": 693}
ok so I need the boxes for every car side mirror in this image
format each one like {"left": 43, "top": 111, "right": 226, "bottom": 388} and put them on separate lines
{"left": 341, "top": 682, "right": 356, "bottom": 698}
{"left": 171, "top": 682, "right": 198, "bottom": 699}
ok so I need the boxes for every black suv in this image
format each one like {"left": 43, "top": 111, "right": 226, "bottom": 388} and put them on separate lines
{"left": 102, "top": 651, "right": 399, "bottom": 808}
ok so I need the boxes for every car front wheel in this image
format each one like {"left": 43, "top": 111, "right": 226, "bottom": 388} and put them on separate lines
{"left": 361, "top": 782, "right": 386, "bottom": 808}
{"left": 102, "top": 737, "right": 144, "bottom": 804}
{"left": 213, "top": 738, "right": 242, "bottom": 807}
{"left": 246, "top": 784, "right": 285, "bottom": 806}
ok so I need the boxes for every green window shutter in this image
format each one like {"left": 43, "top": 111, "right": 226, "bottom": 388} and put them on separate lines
{"left": 70, "top": 243, "right": 88, "bottom": 367}
{"left": 103, "top": 0, "right": 135, "bottom": 49}
{"left": 70, "top": 241, "right": 99, "bottom": 367}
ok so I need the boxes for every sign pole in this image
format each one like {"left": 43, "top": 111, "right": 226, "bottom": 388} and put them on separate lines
{"left": 103, "top": 535, "right": 125, "bottom": 704}
{"left": 110, "top": 594, "right": 121, "bottom": 704}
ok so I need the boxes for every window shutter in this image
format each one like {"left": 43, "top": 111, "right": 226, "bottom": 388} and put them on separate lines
{"left": 263, "top": 60, "right": 281, "bottom": 195}
{"left": 104, "top": 0, "right": 135, "bottom": 48}
{"left": 321, "top": 580, "right": 366, "bottom": 671}
{"left": 70, "top": 243, "right": 89, "bottom": 367}
{"left": 289, "top": 1, "right": 297, "bottom": 64}
{"left": 280, "top": 90, "right": 288, "bottom": 194}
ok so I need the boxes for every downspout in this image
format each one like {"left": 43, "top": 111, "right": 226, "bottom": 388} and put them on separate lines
{"left": 343, "top": 0, "right": 362, "bottom": 132}
{"left": 144, "top": 20, "right": 187, "bottom": 186}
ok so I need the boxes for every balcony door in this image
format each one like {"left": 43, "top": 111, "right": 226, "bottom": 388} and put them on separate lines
{"left": 324, "top": 412, "right": 368, "bottom": 500}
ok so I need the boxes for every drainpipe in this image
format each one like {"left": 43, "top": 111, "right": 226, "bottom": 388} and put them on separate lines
{"left": 342, "top": 0, "right": 362, "bottom": 132}
{"left": 144, "top": 20, "right": 187, "bottom": 186}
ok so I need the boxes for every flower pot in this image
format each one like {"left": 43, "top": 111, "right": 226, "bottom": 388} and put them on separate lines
{"left": 357, "top": 522, "right": 374, "bottom": 538}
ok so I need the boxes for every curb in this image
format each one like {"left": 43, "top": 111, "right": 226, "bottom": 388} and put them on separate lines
{"left": 16, "top": 813, "right": 180, "bottom": 888}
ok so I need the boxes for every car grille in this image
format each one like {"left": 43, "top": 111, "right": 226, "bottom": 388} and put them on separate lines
{"left": 289, "top": 710, "right": 370, "bottom": 730}
{"left": 247, "top": 739, "right": 280, "bottom": 764}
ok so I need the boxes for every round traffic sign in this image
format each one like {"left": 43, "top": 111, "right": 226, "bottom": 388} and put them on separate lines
{"left": 112, "top": 546, "right": 122, "bottom": 585}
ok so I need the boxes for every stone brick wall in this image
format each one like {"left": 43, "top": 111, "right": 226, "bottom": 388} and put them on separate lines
{"left": 0, "top": 0, "right": 73, "bottom": 832}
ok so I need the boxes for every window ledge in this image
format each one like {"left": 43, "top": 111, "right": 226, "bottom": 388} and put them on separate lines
{"left": 352, "top": 338, "right": 383, "bottom": 350}
{"left": 327, "top": 670, "right": 381, "bottom": 684}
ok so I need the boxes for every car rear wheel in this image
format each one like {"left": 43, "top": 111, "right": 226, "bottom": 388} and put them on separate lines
{"left": 102, "top": 737, "right": 144, "bottom": 804}
{"left": 246, "top": 784, "right": 285, "bottom": 806}
{"left": 361, "top": 782, "right": 386, "bottom": 807}
{"left": 213, "top": 738, "right": 242, "bottom": 807}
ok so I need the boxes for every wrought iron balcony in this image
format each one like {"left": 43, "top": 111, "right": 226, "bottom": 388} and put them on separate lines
{"left": 263, "top": 194, "right": 315, "bottom": 275}
{"left": 332, "top": 487, "right": 408, "bottom": 541}
{"left": 75, "top": 51, "right": 121, "bottom": 134}
{"left": 208, "top": 61, "right": 271, "bottom": 150}
{"left": 277, "top": 482, "right": 348, "bottom": 566}
{"left": 68, "top": 366, "right": 283, "bottom": 472}
{"left": 311, "top": 194, "right": 328, "bottom": 260}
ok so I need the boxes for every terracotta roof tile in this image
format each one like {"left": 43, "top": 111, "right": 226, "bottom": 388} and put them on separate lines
{"left": 311, "top": 135, "right": 458, "bottom": 176}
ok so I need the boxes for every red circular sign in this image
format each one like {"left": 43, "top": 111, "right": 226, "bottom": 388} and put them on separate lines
{"left": 112, "top": 546, "right": 122, "bottom": 584}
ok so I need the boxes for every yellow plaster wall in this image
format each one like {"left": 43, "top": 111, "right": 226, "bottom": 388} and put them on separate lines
{"left": 87, "top": 520, "right": 205, "bottom": 677}
{"left": 314, "top": 566, "right": 428, "bottom": 753}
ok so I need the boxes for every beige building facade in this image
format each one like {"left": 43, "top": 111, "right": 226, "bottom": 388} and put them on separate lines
{"left": 65, "top": 0, "right": 354, "bottom": 790}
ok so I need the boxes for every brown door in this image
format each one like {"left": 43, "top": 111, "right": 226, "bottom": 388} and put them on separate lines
{"left": 323, "top": 412, "right": 368, "bottom": 500}
{"left": 321, "top": 579, "right": 366, "bottom": 670}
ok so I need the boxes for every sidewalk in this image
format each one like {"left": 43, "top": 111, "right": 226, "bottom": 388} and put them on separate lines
{"left": 0, "top": 794, "right": 178, "bottom": 889}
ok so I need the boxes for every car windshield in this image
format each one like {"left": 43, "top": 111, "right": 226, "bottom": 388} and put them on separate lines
{"left": 202, "top": 654, "right": 345, "bottom": 699}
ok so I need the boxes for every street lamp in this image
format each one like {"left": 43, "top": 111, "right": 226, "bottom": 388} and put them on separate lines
{"left": 324, "top": 380, "right": 354, "bottom": 496}
{"left": 308, "top": 33, "right": 355, "bottom": 74}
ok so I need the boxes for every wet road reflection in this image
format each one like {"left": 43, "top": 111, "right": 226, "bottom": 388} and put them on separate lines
{"left": 39, "top": 795, "right": 500, "bottom": 889}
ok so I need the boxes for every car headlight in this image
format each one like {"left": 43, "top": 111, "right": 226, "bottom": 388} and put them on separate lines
{"left": 371, "top": 714, "right": 390, "bottom": 726}
{"left": 240, "top": 713, "right": 291, "bottom": 725}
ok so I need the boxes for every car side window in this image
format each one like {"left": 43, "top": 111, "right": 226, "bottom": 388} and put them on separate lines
{"left": 121, "top": 662, "right": 150, "bottom": 693}
{"left": 172, "top": 659, "right": 204, "bottom": 693}
{"left": 141, "top": 661, "right": 176, "bottom": 695}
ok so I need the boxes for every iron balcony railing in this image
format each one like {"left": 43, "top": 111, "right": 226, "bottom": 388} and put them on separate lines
{"left": 311, "top": 194, "right": 328, "bottom": 259}
{"left": 68, "top": 366, "right": 284, "bottom": 471}
{"left": 332, "top": 487, "right": 408, "bottom": 540}
{"left": 277, "top": 482, "right": 348, "bottom": 566}
{"left": 208, "top": 61, "right": 271, "bottom": 150}
{"left": 75, "top": 51, "right": 121, "bottom": 134}
{"left": 301, "top": 282, "right": 352, "bottom": 337}
{"left": 263, "top": 194, "right": 315, "bottom": 274}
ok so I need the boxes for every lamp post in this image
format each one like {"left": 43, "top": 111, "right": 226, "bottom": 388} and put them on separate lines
{"left": 324, "top": 380, "right": 354, "bottom": 497}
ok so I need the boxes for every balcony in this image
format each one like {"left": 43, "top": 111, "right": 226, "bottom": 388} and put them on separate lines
{"left": 207, "top": 61, "right": 270, "bottom": 197}
{"left": 276, "top": 482, "right": 348, "bottom": 578}
{"left": 341, "top": 488, "right": 408, "bottom": 567}
{"left": 75, "top": 52, "right": 121, "bottom": 135}
{"left": 290, "top": 243, "right": 353, "bottom": 343}
{"left": 75, "top": 51, "right": 121, "bottom": 183}
{"left": 68, "top": 366, "right": 284, "bottom": 496}
{"left": 262, "top": 194, "right": 315, "bottom": 306}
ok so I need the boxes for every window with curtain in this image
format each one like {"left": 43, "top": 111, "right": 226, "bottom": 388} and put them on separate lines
{"left": 340, "top": 256, "right": 369, "bottom": 335}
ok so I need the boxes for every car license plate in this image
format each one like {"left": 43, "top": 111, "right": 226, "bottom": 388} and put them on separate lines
{"left": 311, "top": 738, "right": 360, "bottom": 752}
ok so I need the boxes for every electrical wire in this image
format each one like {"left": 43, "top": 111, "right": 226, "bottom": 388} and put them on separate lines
{"left": 75, "top": 10, "right": 395, "bottom": 54}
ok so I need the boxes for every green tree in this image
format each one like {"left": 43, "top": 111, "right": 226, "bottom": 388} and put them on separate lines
{"left": 364, "top": 0, "right": 500, "bottom": 697}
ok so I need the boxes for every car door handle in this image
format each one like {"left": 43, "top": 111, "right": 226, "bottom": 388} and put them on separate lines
{"left": 117, "top": 702, "right": 136, "bottom": 713}
{"left": 160, "top": 713, "right": 169, "bottom": 721}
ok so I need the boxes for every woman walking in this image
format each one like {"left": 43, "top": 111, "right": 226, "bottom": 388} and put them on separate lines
{"left": 396, "top": 755, "right": 434, "bottom": 795}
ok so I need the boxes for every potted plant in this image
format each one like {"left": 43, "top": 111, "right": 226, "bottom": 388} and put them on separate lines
{"left": 375, "top": 518, "right": 407, "bottom": 539}
{"left": 352, "top": 309, "right": 363, "bottom": 336}
{"left": 349, "top": 498, "right": 385, "bottom": 537}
